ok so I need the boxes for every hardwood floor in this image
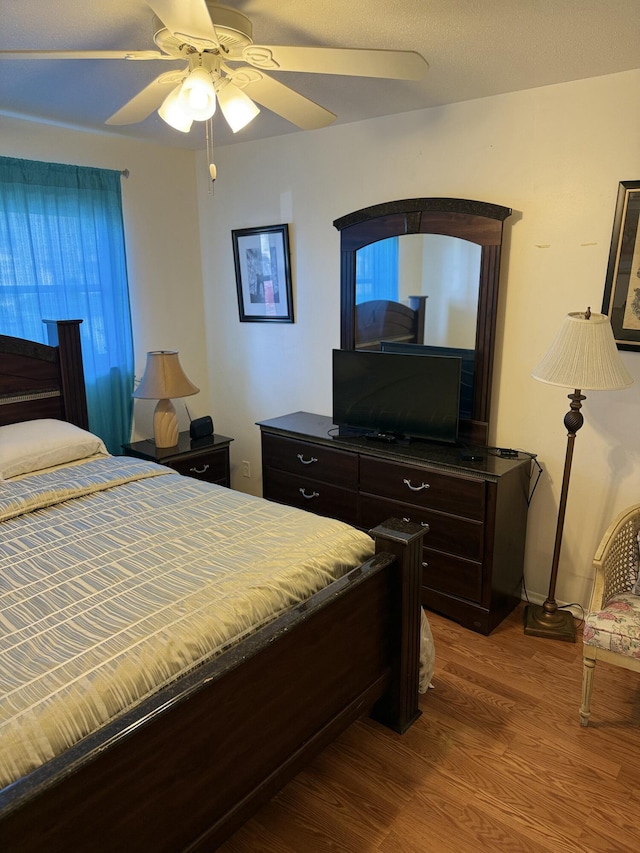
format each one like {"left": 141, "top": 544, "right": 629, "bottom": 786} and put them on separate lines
{"left": 219, "top": 604, "right": 640, "bottom": 852}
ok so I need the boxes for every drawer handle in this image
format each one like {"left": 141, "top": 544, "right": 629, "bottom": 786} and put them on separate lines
{"left": 402, "top": 516, "right": 429, "bottom": 529}
{"left": 403, "top": 478, "right": 430, "bottom": 492}
{"left": 297, "top": 454, "right": 318, "bottom": 465}
{"left": 190, "top": 463, "right": 210, "bottom": 474}
{"left": 422, "top": 561, "right": 429, "bottom": 568}
{"left": 299, "top": 488, "right": 320, "bottom": 500}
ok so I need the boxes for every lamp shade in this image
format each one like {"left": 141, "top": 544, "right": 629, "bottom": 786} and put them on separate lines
{"left": 158, "top": 85, "right": 193, "bottom": 133}
{"left": 133, "top": 351, "right": 199, "bottom": 400}
{"left": 532, "top": 311, "right": 633, "bottom": 391}
{"left": 216, "top": 78, "right": 260, "bottom": 133}
{"left": 179, "top": 67, "right": 217, "bottom": 121}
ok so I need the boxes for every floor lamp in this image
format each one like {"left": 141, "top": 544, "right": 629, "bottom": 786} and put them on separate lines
{"left": 524, "top": 309, "right": 633, "bottom": 641}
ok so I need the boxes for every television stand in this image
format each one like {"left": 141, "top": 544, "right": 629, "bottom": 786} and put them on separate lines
{"left": 257, "top": 411, "right": 534, "bottom": 635}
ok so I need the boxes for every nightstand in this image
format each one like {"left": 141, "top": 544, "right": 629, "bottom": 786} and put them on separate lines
{"left": 122, "top": 431, "right": 234, "bottom": 487}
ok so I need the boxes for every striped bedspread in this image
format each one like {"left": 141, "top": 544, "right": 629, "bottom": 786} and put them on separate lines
{"left": 0, "top": 457, "right": 375, "bottom": 788}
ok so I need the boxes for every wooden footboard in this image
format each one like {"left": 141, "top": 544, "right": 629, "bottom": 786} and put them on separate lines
{"left": 0, "top": 520, "right": 424, "bottom": 853}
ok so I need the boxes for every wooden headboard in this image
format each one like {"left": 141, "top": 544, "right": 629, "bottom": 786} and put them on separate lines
{"left": 355, "top": 297, "right": 426, "bottom": 350}
{"left": 0, "top": 320, "right": 88, "bottom": 429}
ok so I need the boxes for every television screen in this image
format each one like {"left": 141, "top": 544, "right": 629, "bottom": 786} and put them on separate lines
{"left": 332, "top": 349, "right": 461, "bottom": 444}
{"left": 379, "top": 341, "right": 475, "bottom": 421}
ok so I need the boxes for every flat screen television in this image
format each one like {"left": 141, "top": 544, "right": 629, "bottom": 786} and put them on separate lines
{"left": 380, "top": 341, "right": 475, "bottom": 421}
{"left": 332, "top": 349, "right": 461, "bottom": 444}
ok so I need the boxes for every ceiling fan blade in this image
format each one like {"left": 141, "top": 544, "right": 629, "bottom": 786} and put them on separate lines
{"left": 228, "top": 68, "right": 336, "bottom": 130}
{"left": 105, "top": 69, "right": 185, "bottom": 125}
{"left": 240, "top": 45, "right": 429, "bottom": 81}
{"left": 0, "top": 50, "right": 172, "bottom": 61}
{"left": 146, "top": 0, "right": 218, "bottom": 50}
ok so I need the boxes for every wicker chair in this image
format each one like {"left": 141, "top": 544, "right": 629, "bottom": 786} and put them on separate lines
{"left": 580, "top": 503, "right": 640, "bottom": 726}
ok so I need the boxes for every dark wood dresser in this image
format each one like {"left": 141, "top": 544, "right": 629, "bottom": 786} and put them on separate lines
{"left": 258, "top": 411, "right": 533, "bottom": 634}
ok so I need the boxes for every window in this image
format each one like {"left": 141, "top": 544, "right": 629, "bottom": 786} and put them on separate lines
{"left": 355, "top": 236, "right": 399, "bottom": 303}
{"left": 0, "top": 157, "right": 134, "bottom": 453}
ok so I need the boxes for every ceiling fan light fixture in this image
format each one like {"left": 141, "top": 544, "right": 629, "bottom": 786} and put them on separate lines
{"left": 216, "top": 78, "right": 260, "bottom": 133}
{"left": 4, "top": 3, "right": 432, "bottom": 139}
{"left": 158, "top": 84, "right": 193, "bottom": 133}
{"left": 179, "top": 66, "right": 217, "bottom": 121}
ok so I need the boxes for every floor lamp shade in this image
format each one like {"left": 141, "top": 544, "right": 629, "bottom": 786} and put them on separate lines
{"left": 133, "top": 351, "right": 199, "bottom": 448}
{"left": 532, "top": 311, "right": 633, "bottom": 390}
{"left": 525, "top": 310, "right": 633, "bottom": 641}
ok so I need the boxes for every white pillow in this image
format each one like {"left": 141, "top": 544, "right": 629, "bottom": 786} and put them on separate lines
{"left": 0, "top": 419, "right": 108, "bottom": 480}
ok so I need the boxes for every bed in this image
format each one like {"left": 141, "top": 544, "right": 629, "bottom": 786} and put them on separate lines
{"left": 355, "top": 295, "right": 427, "bottom": 350}
{"left": 0, "top": 320, "right": 426, "bottom": 852}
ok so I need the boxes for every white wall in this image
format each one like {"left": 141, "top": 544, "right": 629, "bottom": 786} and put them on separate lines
{"left": 198, "top": 69, "right": 640, "bottom": 613}
{"left": 0, "top": 114, "right": 210, "bottom": 440}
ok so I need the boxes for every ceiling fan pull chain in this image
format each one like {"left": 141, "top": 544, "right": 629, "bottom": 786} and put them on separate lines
{"left": 206, "top": 116, "right": 216, "bottom": 191}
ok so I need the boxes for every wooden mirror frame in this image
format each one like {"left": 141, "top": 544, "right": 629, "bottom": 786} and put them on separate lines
{"left": 333, "top": 198, "right": 512, "bottom": 445}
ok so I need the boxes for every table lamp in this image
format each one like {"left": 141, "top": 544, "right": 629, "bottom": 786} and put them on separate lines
{"left": 133, "top": 351, "right": 199, "bottom": 448}
{"left": 524, "top": 309, "right": 633, "bottom": 641}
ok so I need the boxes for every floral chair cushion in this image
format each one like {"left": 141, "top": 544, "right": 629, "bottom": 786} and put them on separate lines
{"left": 583, "top": 593, "right": 640, "bottom": 657}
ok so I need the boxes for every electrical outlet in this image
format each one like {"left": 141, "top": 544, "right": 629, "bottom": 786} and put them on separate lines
{"left": 241, "top": 460, "right": 251, "bottom": 478}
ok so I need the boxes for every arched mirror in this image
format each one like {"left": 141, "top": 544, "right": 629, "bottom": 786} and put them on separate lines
{"left": 334, "top": 198, "right": 511, "bottom": 444}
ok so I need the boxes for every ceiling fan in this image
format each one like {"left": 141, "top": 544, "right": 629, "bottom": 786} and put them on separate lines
{"left": 0, "top": 0, "right": 429, "bottom": 137}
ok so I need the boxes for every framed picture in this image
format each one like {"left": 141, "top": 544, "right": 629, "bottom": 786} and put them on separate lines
{"left": 231, "top": 224, "right": 294, "bottom": 323}
{"left": 602, "top": 179, "right": 640, "bottom": 350}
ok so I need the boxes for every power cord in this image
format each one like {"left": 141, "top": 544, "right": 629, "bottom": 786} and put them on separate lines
{"left": 485, "top": 446, "right": 542, "bottom": 506}
{"left": 527, "top": 457, "right": 543, "bottom": 506}
{"left": 520, "top": 575, "right": 586, "bottom": 629}
{"left": 558, "top": 601, "right": 586, "bottom": 631}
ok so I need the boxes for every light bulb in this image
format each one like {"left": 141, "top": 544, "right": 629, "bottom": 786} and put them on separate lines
{"left": 179, "top": 67, "right": 217, "bottom": 121}
{"left": 216, "top": 79, "right": 260, "bottom": 133}
{"left": 158, "top": 85, "right": 193, "bottom": 133}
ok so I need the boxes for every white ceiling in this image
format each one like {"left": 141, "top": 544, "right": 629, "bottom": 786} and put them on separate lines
{"left": 1, "top": 0, "right": 639, "bottom": 151}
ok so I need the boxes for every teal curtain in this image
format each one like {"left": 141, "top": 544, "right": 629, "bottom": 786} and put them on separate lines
{"left": 0, "top": 156, "right": 134, "bottom": 453}
{"left": 355, "top": 236, "right": 399, "bottom": 303}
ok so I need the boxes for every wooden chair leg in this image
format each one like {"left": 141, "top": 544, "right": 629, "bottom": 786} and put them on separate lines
{"left": 580, "top": 656, "right": 596, "bottom": 726}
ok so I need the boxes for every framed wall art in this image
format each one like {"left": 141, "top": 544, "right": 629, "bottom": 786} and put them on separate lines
{"left": 602, "top": 179, "right": 640, "bottom": 351}
{"left": 231, "top": 223, "right": 294, "bottom": 323}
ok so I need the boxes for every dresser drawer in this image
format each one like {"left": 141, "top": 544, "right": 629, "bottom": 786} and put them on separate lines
{"left": 264, "top": 468, "right": 359, "bottom": 526}
{"left": 360, "top": 494, "right": 483, "bottom": 562}
{"left": 360, "top": 456, "right": 485, "bottom": 521}
{"left": 262, "top": 433, "right": 358, "bottom": 488}
{"left": 169, "top": 450, "right": 228, "bottom": 484}
{"left": 422, "top": 549, "right": 483, "bottom": 604}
